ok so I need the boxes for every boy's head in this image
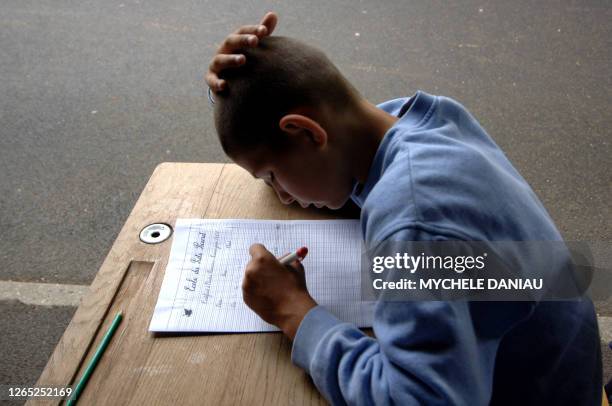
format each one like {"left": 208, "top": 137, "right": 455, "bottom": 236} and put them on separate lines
{"left": 213, "top": 36, "right": 363, "bottom": 209}
{"left": 213, "top": 36, "right": 359, "bottom": 157}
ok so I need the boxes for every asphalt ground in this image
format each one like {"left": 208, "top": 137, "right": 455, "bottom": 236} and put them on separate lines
{"left": 1, "top": 0, "right": 610, "bottom": 401}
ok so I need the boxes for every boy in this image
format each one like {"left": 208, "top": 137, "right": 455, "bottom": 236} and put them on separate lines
{"left": 205, "top": 13, "right": 602, "bottom": 405}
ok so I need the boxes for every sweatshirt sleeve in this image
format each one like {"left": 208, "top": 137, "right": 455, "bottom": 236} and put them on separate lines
{"left": 291, "top": 228, "right": 535, "bottom": 406}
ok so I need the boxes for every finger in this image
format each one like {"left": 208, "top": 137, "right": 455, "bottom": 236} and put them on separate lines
{"left": 235, "top": 24, "right": 268, "bottom": 37}
{"left": 249, "top": 243, "right": 271, "bottom": 259}
{"left": 219, "top": 33, "right": 258, "bottom": 53}
{"left": 204, "top": 72, "right": 225, "bottom": 92}
{"left": 289, "top": 259, "right": 305, "bottom": 275}
{"left": 209, "top": 54, "right": 245, "bottom": 73}
{"left": 259, "top": 12, "right": 278, "bottom": 35}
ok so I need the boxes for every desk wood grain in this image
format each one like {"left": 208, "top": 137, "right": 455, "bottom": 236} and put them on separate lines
{"left": 29, "top": 163, "right": 359, "bottom": 406}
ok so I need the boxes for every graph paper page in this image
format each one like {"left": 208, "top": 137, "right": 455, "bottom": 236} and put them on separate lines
{"left": 149, "top": 219, "right": 374, "bottom": 332}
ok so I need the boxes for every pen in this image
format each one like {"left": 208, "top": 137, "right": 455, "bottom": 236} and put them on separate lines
{"left": 279, "top": 246, "right": 308, "bottom": 265}
{"left": 67, "top": 311, "right": 123, "bottom": 405}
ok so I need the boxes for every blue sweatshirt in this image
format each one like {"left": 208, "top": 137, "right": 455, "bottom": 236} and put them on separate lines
{"left": 291, "top": 91, "right": 602, "bottom": 405}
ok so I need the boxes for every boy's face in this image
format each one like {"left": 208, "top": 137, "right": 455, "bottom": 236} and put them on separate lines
{"left": 233, "top": 142, "right": 354, "bottom": 210}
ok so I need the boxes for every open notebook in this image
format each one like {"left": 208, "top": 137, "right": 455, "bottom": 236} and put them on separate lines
{"left": 149, "top": 219, "right": 374, "bottom": 332}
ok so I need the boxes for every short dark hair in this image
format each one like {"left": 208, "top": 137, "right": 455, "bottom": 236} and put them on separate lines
{"left": 213, "top": 36, "right": 359, "bottom": 157}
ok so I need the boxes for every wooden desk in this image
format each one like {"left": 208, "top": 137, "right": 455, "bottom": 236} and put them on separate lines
{"left": 30, "top": 163, "right": 359, "bottom": 405}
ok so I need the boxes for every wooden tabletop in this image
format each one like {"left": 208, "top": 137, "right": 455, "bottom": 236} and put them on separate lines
{"left": 29, "top": 163, "right": 360, "bottom": 406}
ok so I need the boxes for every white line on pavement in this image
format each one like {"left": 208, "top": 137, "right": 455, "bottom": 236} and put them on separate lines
{"left": 0, "top": 279, "right": 610, "bottom": 344}
{"left": 598, "top": 316, "right": 612, "bottom": 344}
{"left": 0, "top": 280, "right": 89, "bottom": 307}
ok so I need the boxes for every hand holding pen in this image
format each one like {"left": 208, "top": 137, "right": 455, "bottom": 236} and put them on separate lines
{"left": 243, "top": 244, "right": 317, "bottom": 340}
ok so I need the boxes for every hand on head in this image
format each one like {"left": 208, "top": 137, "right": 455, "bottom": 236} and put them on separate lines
{"left": 205, "top": 12, "right": 278, "bottom": 92}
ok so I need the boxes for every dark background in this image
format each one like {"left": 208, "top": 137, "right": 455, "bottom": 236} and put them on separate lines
{"left": 1, "top": 0, "right": 610, "bottom": 400}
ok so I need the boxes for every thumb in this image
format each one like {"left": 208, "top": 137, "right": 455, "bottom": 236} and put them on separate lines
{"left": 249, "top": 243, "right": 272, "bottom": 259}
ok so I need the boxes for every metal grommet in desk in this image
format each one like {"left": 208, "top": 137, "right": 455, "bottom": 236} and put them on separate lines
{"left": 139, "top": 223, "right": 173, "bottom": 244}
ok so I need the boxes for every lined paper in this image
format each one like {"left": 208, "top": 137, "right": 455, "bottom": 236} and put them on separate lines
{"left": 149, "top": 219, "right": 374, "bottom": 332}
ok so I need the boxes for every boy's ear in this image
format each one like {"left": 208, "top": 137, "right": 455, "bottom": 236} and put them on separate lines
{"left": 279, "top": 114, "right": 327, "bottom": 146}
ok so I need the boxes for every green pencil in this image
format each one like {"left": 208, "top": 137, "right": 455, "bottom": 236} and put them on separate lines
{"left": 66, "top": 311, "right": 123, "bottom": 406}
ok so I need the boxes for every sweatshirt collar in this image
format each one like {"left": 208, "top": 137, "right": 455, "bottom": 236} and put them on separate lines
{"left": 350, "top": 90, "right": 436, "bottom": 207}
